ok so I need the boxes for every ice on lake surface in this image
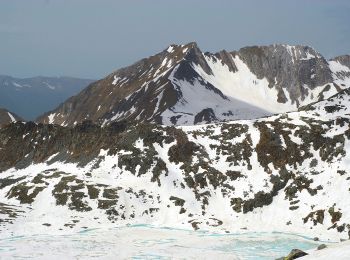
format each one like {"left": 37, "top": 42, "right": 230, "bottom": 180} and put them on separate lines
{"left": 0, "top": 225, "right": 325, "bottom": 259}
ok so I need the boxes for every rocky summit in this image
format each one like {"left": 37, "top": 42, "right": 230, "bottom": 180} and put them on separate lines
{"left": 37, "top": 43, "right": 350, "bottom": 127}
{"left": 1, "top": 87, "right": 350, "bottom": 240}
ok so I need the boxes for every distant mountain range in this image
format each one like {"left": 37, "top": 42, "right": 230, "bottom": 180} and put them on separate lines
{"left": 0, "top": 76, "right": 94, "bottom": 120}
{"left": 37, "top": 42, "right": 350, "bottom": 126}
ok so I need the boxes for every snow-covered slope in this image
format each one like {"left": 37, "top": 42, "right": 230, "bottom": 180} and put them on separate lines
{"left": 303, "top": 240, "right": 350, "bottom": 259}
{"left": 329, "top": 55, "right": 350, "bottom": 88}
{"left": 1, "top": 89, "right": 350, "bottom": 240}
{"left": 37, "top": 43, "right": 350, "bottom": 126}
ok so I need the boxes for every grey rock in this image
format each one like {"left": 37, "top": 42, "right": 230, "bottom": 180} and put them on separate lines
{"left": 285, "top": 248, "right": 308, "bottom": 259}
{"left": 317, "top": 244, "right": 327, "bottom": 250}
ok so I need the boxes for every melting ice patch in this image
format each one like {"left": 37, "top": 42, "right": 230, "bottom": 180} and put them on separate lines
{"left": 0, "top": 226, "right": 324, "bottom": 260}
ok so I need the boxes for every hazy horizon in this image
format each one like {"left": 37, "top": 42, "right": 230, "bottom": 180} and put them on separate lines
{"left": 1, "top": 0, "right": 349, "bottom": 79}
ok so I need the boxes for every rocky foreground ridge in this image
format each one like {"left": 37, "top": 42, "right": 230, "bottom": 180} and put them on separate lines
{"left": 1, "top": 88, "right": 350, "bottom": 240}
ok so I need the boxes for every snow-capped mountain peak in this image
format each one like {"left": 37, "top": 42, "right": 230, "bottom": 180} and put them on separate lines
{"left": 37, "top": 43, "right": 350, "bottom": 127}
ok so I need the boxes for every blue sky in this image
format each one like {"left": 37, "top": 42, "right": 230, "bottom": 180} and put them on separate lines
{"left": 0, "top": 0, "right": 349, "bottom": 79}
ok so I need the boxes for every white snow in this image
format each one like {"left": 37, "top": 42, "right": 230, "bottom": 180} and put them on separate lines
{"left": 285, "top": 45, "right": 296, "bottom": 63}
{"left": 304, "top": 241, "right": 350, "bottom": 259}
{"left": 112, "top": 75, "right": 120, "bottom": 85}
{"left": 43, "top": 82, "right": 56, "bottom": 90}
{"left": 48, "top": 113, "right": 56, "bottom": 124}
{"left": 301, "top": 51, "right": 317, "bottom": 60}
{"left": 160, "top": 63, "right": 270, "bottom": 125}
{"left": 161, "top": 57, "right": 168, "bottom": 67}
{"left": 7, "top": 112, "right": 16, "bottom": 122}
{"left": 166, "top": 46, "right": 174, "bottom": 53}
{"left": 329, "top": 60, "right": 350, "bottom": 74}
{"left": 193, "top": 54, "right": 298, "bottom": 114}
{"left": 12, "top": 82, "right": 24, "bottom": 88}
{"left": 329, "top": 60, "right": 350, "bottom": 87}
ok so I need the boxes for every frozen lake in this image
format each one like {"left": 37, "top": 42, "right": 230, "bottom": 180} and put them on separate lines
{"left": 0, "top": 225, "right": 325, "bottom": 259}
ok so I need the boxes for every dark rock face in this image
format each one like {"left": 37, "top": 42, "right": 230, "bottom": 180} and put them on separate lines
{"left": 0, "top": 108, "right": 23, "bottom": 128}
{"left": 37, "top": 43, "right": 350, "bottom": 127}
{"left": 235, "top": 45, "right": 333, "bottom": 104}
{"left": 303, "top": 210, "right": 325, "bottom": 225}
{"left": 285, "top": 249, "right": 308, "bottom": 259}
{"left": 184, "top": 43, "right": 213, "bottom": 76}
{"left": 194, "top": 108, "right": 217, "bottom": 124}
{"left": 317, "top": 244, "right": 327, "bottom": 250}
{"left": 213, "top": 50, "right": 238, "bottom": 73}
